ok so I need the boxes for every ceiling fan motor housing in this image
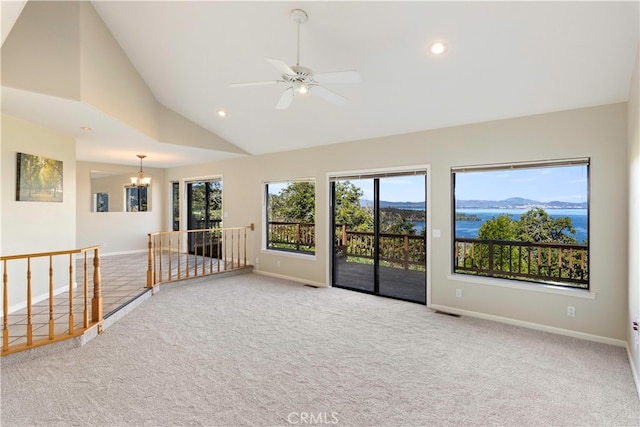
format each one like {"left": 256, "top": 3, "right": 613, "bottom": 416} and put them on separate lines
{"left": 284, "top": 65, "right": 314, "bottom": 84}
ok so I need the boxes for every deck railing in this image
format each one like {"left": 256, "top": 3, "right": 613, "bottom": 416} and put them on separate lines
{"left": 454, "top": 238, "right": 588, "bottom": 288}
{"left": 334, "top": 224, "right": 426, "bottom": 270}
{"left": 1, "top": 245, "right": 103, "bottom": 356}
{"left": 147, "top": 224, "right": 254, "bottom": 288}
{"left": 268, "top": 221, "right": 315, "bottom": 253}
{"left": 266, "top": 222, "right": 426, "bottom": 270}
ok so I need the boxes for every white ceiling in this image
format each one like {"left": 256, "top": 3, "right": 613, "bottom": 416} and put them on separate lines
{"left": 3, "top": 1, "right": 639, "bottom": 168}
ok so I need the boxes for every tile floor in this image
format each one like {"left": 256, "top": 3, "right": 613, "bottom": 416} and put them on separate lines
{"left": 2, "top": 252, "right": 150, "bottom": 350}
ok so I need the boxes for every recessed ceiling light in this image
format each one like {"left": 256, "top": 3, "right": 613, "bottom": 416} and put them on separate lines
{"left": 429, "top": 41, "right": 448, "bottom": 55}
{"left": 80, "top": 126, "right": 92, "bottom": 131}
{"left": 216, "top": 110, "right": 227, "bottom": 118}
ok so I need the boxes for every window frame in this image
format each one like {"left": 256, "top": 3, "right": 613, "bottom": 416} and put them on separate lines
{"left": 124, "top": 185, "right": 148, "bottom": 212}
{"left": 451, "top": 158, "right": 590, "bottom": 290}
{"left": 263, "top": 178, "right": 316, "bottom": 256}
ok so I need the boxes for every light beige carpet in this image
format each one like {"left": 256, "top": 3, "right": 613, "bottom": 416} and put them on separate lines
{"left": 1, "top": 273, "right": 639, "bottom": 426}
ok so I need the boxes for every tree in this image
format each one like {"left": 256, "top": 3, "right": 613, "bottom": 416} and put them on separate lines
{"left": 470, "top": 208, "right": 582, "bottom": 281}
{"left": 18, "top": 154, "right": 44, "bottom": 199}
{"left": 515, "top": 208, "right": 577, "bottom": 244}
{"left": 42, "top": 158, "right": 63, "bottom": 196}
{"left": 379, "top": 209, "right": 416, "bottom": 234}
{"left": 478, "top": 208, "right": 577, "bottom": 244}
{"left": 477, "top": 214, "right": 517, "bottom": 241}
{"left": 333, "top": 181, "right": 373, "bottom": 232}
{"left": 270, "top": 181, "right": 315, "bottom": 223}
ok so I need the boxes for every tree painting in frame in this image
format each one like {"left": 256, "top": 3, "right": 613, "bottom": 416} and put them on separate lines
{"left": 16, "top": 152, "right": 63, "bottom": 202}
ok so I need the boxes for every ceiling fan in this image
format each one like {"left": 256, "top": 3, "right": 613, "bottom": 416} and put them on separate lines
{"left": 229, "top": 9, "right": 361, "bottom": 110}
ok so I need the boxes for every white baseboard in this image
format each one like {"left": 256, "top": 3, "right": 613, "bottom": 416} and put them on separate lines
{"left": 253, "top": 270, "right": 327, "bottom": 288}
{"left": 429, "top": 303, "right": 627, "bottom": 347}
{"left": 2, "top": 282, "right": 77, "bottom": 316}
{"left": 626, "top": 343, "right": 640, "bottom": 400}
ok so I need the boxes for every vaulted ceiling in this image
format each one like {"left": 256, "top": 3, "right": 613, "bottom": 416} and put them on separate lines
{"left": 2, "top": 1, "right": 639, "bottom": 167}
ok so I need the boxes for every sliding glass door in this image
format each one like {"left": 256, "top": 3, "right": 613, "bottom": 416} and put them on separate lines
{"left": 186, "top": 179, "right": 222, "bottom": 256}
{"left": 332, "top": 179, "right": 375, "bottom": 293}
{"left": 331, "top": 172, "right": 427, "bottom": 304}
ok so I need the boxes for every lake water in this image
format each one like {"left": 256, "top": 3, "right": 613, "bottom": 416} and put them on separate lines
{"left": 413, "top": 208, "right": 588, "bottom": 242}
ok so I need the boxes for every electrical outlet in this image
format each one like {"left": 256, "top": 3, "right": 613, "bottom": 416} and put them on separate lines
{"left": 255, "top": 257, "right": 259, "bottom": 264}
{"left": 567, "top": 306, "right": 575, "bottom": 317}
{"left": 456, "top": 289, "right": 462, "bottom": 298}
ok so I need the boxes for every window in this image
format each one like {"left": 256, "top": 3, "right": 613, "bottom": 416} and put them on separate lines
{"left": 265, "top": 180, "right": 315, "bottom": 255}
{"left": 125, "top": 186, "right": 148, "bottom": 212}
{"left": 171, "top": 182, "right": 179, "bottom": 231}
{"left": 452, "top": 159, "right": 589, "bottom": 289}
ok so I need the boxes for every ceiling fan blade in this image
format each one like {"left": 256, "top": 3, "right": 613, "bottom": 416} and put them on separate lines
{"left": 310, "top": 85, "right": 349, "bottom": 106}
{"left": 313, "top": 70, "right": 361, "bottom": 84}
{"left": 229, "top": 80, "right": 280, "bottom": 88}
{"left": 275, "top": 88, "right": 295, "bottom": 110}
{"left": 265, "top": 58, "right": 296, "bottom": 76}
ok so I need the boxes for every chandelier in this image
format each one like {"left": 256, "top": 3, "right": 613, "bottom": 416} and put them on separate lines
{"left": 130, "top": 154, "right": 151, "bottom": 187}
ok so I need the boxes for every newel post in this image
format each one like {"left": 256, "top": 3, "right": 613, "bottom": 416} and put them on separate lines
{"left": 91, "top": 248, "right": 103, "bottom": 324}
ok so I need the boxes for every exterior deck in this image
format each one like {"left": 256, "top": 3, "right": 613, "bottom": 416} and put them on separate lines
{"left": 334, "top": 256, "right": 426, "bottom": 303}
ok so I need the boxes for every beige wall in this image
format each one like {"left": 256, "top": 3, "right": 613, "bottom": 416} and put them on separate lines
{"left": 78, "top": 1, "right": 159, "bottom": 140}
{"left": 167, "top": 103, "right": 629, "bottom": 343}
{"left": 627, "top": 47, "right": 640, "bottom": 394}
{"left": 1, "top": 1, "right": 244, "bottom": 157}
{"left": 76, "top": 161, "right": 166, "bottom": 254}
{"left": 1, "top": 114, "right": 77, "bottom": 309}
{"left": 1, "top": 1, "right": 81, "bottom": 101}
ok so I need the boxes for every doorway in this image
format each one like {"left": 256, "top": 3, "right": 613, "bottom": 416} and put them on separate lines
{"left": 331, "top": 172, "right": 427, "bottom": 303}
{"left": 186, "top": 179, "right": 222, "bottom": 256}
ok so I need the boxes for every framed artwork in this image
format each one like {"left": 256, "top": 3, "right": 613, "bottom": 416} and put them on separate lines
{"left": 16, "top": 153, "right": 63, "bottom": 202}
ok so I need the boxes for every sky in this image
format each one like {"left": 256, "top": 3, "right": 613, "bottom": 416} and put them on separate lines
{"left": 454, "top": 165, "right": 588, "bottom": 203}
{"left": 266, "top": 165, "right": 588, "bottom": 203}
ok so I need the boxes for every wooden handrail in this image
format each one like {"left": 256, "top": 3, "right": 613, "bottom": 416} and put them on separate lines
{"left": 147, "top": 224, "right": 254, "bottom": 288}
{"left": 1, "top": 245, "right": 103, "bottom": 356}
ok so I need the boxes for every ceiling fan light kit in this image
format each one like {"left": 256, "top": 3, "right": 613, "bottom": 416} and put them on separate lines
{"left": 229, "top": 9, "right": 361, "bottom": 110}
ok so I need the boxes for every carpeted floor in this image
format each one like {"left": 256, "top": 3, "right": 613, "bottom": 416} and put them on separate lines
{"left": 1, "top": 273, "right": 639, "bottom": 426}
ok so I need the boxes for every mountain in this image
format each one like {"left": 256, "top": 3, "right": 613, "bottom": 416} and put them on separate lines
{"left": 360, "top": 200, "right": 425, "bottom": 209}
{"left": 455, "top": 198, "right": 587, "bottom": 209}
{"left": 362, "top": 198, "right": 587, "bottom": 209}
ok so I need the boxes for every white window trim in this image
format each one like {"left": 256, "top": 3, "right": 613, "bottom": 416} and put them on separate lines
{"left": 447, "top": 273, "right": 596, "bottom": 299}
{"left": 451, "top": 157, "right": 590, "bottom": 292}
{"left": 325, "top": 164, "right": 431, "bottom": 303}
{"left": 262, "top": 178, "right": 317, "bottom": 255}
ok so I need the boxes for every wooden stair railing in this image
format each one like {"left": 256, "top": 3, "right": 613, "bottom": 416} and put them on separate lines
{"left": 1, "top": 245, "right": 103, "bottom": 356}
{"left": 147, "top": 224, "right": 254, "bottom": 288}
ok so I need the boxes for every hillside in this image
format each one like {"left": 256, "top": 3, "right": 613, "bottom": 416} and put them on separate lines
{"left": 363, "top": 198, "right": 587, "bottom": 210}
